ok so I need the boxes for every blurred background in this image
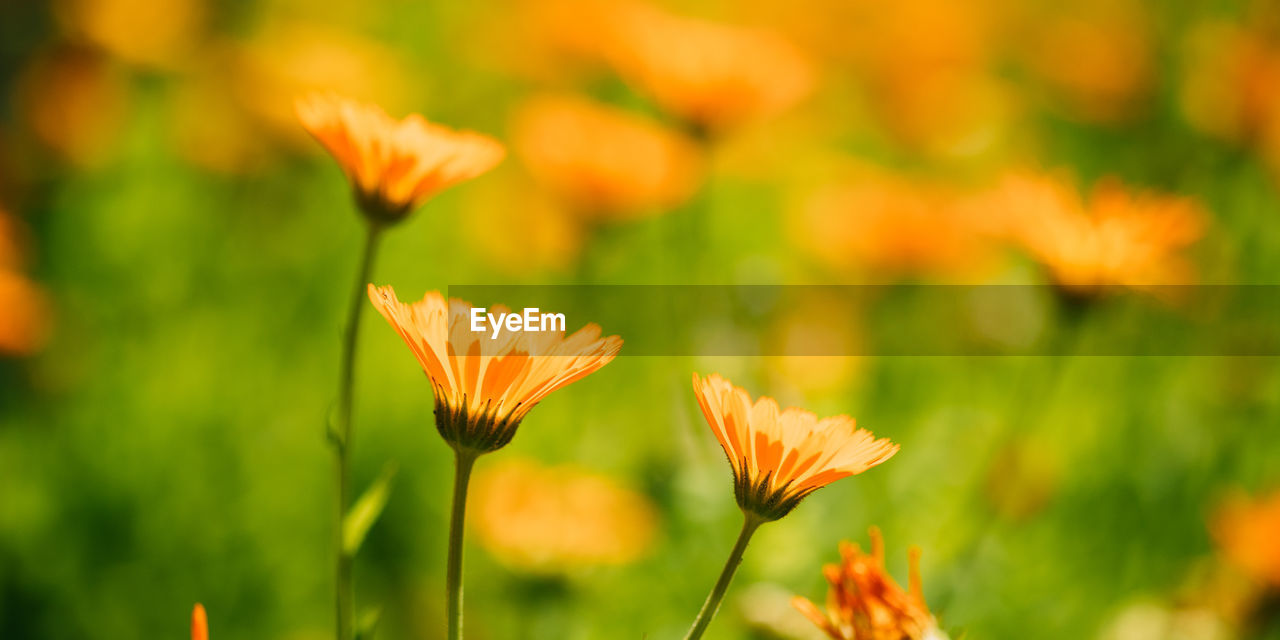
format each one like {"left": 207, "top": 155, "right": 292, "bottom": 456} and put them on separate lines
{"left": 2, "top": 0, "right": 1280, "bottom": 638}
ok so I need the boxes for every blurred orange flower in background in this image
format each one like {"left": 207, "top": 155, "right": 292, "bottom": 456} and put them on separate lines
{"left": 471, "top": 458, "right": 658, "bottom": 571}
{"left": 604, "top": 6, "right": 815, "bottom": 135}
{"left": 1015, "top": 0, "right": 1153, "bottom": 123}
{"left": 987, "top": 172, "right": 1205, "bottom": 292}
{"left": 795, "top": 173, "right": 999, "bottom": 281}
{"left": 17, "top": 46, "right": 130, "bottom": 167}
{"left": 297, "top": 93, "right": 505, "bottom": 223}
{"left": 1213, "top": 489, "right": 1280, "bottom": 587}
{"left": 0, "top": 210, "right": 50, "bottom": 357}
{"left": 692, "top": 373, "right": 897, "bottom": 521}
{"left": 54, "top": 0, "right": 206, "bottom": 68}
{"left": 513, "top": 95, "right": 702, "bottom": 219}
{"left": 792, "top": 528, "right": 939, "bottom": 640}
{"left": 367, "top": 286, "right": 622, "bottom": 453}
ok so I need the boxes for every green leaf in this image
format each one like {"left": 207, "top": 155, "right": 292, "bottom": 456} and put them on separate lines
{"left": 342, "top": 461, "right": 398, "bottom": 555}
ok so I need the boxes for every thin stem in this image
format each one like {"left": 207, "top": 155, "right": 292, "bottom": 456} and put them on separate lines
{"left": 446, "top": 449, "right": 480, "bottom": 640}
{"left": 333, "top": 223, "right": 383, "bottom": 640}
{"left": 684, "top": 512, "right": 765, "bottom": 640}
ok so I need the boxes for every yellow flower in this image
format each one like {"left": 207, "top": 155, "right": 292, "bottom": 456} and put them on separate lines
{"left": 513, "top": 94, "right": 702, "bottom": 218}
{"left": 692, "top": 373, "right": 897, "bottom": 520}
{"left": 792, "top": 528, "right": 940, "bottom": 640}
{"left": 368, "top": 285, "right": 622, "bottom": 452}
{"left": 296, "top": 93, "right": 505, "bottom": 223}
{"left": 989, "top": 172, "right": 1204, "bottom": 293}
{"left": 604, "top": 6, "right": 814, "bottom": 134}
{"left": 472, "top": 458, "right": 658, "bottom": 571}
{"left": 191, "top": 603, "right": 208, "bottom": 640}
{"left": 1213, "top": 490, "right": 1280, "bottom": 587}
{"left": 55, "top": 0, "right": 205, "bottom": 68}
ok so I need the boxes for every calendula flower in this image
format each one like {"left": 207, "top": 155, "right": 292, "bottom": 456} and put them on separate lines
{"left": 693, "top": 373, "right": 897, "bottom": 521}
{"left": 56, "top": 0, "right": 205, "bottom": 68}
{"left": 513, "top": 95, "right": 702, "bottom": 218}
{"left": 191, "top": 603, "right": 208, "bottom": 640}
{"left": 296, "top": 93, "right": 505, "bottom": 223}
{"left": 368, "top": 285, "right": 621, "bottom": 453}
{"left": 990, "top": 172, "right": 1204, "bottom": 293}
{"left": 1213, "top": 490, "right": 1280, "bottom": 587}
{"left": 796, "top": 175, "right": 999, "bottom": 281}
{"left": 472, "top": 458, "right": 658, "bottom": 571}
{"left": 605, "top": 7, "right": 814, "bottom": 135}
{"left": 792, "top": 528, "right": 942, "bottom": 640}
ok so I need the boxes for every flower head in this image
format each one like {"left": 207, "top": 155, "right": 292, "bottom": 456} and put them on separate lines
{"left": 513, "top": 94, "right": 702, "bottom": 218}
{"left": 692, "top": 373, "right": 897, "bottom": 520}
{"left": 792, "top": 528, "right": 941, "bottom": 640}
{"left": 191, "top": 603, "right": 208, "bottom": 640}
{"left": 605, "top": 8, "right": 814, "bottom": 134}
{"left": 989, "top": 172, "right": 1204, "bottom": 293}
{"left": 1212, "top": 489, "right": 1280, "bottom": 587}
{"left": 368, "top": 285, "right": 621, "bottom": 453}
{"left": 472, "top": 458, "right": 658, "bottom": 571}
{"left": 296, "top": 93, "right": 505, "bottom": 223}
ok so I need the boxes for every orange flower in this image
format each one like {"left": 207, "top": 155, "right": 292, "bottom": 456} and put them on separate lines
{"left": 797, "top": 176, "right": 998, "bottom": 280}
{"left": 792, "top": 528, "right": 939, "bottom": 640}
{"left": 472, "top": 458, "right": 658, "bottom": 571}
{"left": 692, "top": 373, "right": 897, "bottom": 520}
{"left": 368, "top": 285, "right": 621, "bottom": 452}
{"left": 605, "top": 7, "right": 814, "bottom": 134}
{"left": 296, "top": 93, "right": 505, "bottom": 223}
{"left": 513, "top": 95, "right": 702, "bottom": 218}
{"left": 990, "top": 172, "right": 1204, "bottom": 293}
{"left": 1213, "top": 490, "right": 1280, "bottom": 587}
{"left": 191, "top": 603, "right": 208, "bottom": 640}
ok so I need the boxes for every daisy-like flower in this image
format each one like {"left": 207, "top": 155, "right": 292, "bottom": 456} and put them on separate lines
{"left": 513, "top": 94, "right": 702, "bottom": 218}
{"left": 296, "top": 93, "right": 505, "bottom": 223}
{"left": 191, "top": 603, "right": 208, "bottom": 640}
{"left": 693, "top": 373, "right": 898, "bottom": 521}
{"left": 604, "top": 7, "right": 814, "bottom": 136}
{"left": 792, "top": 528, "right": 944, "bottom": 640}
{"left": 369, "top": 285, "right": 620, "bottom": 640}
{"left": 683, "top": 374, "right": 897, "bottom": 640}
{"left": 368, "top": 285, "right": 622, "bottom": 453}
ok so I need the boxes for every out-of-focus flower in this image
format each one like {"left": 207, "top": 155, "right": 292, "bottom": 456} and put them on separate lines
{"left": 1180, "top": 17, "right": 1280, "bottom": 178}
{"left": 471, "top": 458, "right": 657, "bottom": 571}
{"left": 513, "top": 95, "right": 702, "bottom": 219}
{"left": 792, "top": 528, "right": 943, "bottom": 640}
{"left": 476, "top": 0, "right": 644, "bottom": 81}
{"left": 235, "top": 23, "right": 412, "bottom": 144}
{"left": 1097, "top": 602, "right": 1231, "bottom": 640}
{"left": 367, "top": 286, "right": 621, "bottom": 453}
{"left": 604, "top": 7, "right": 815, "bottom": 135}
{"left": 191, "top": 603, "right": 208, "bottom": 640}
{"left": 771, "top": 0, "right": 1009, "bottom": 155}
{"left": 692, "top": 373, "right": 897, "bottom": 521}
{"left": 1016, "top": 0, "right": 1153, "bottom": 123}
{"left": 461, "top": 177, "right": 584, "bottom": 274}
{"left": 795, "top": 174, "right": 1000, "bottom": 281}
{"left": 17, "top": 46, "right": 129, "bottom": 167}
{"left": 1212, "top": 489, "right": 1280, "bottom": 587}
{"left": 768, "top": 294, "right": 864, "bottom": 396}
{"left": 0, "top": 271, "right": 50, "bottom": 357}
{"left": 296, "top": 93, "right": 505, "bottom": 223}
{"left": 55, "top": 0, "right": 205, "bottom": 68}
{"left": 987, "top": 172, "right": 1204, "bottom": 293}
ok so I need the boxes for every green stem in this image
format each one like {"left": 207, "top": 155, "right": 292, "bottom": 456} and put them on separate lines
{"left": 334, "top": 223, "right": 383, "bottom": 640}
{"left": 446, "top": 449, "right": 480, "bottom": 640}
{"left": 684, "top": 512, "right": 765, "bottom": 640}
